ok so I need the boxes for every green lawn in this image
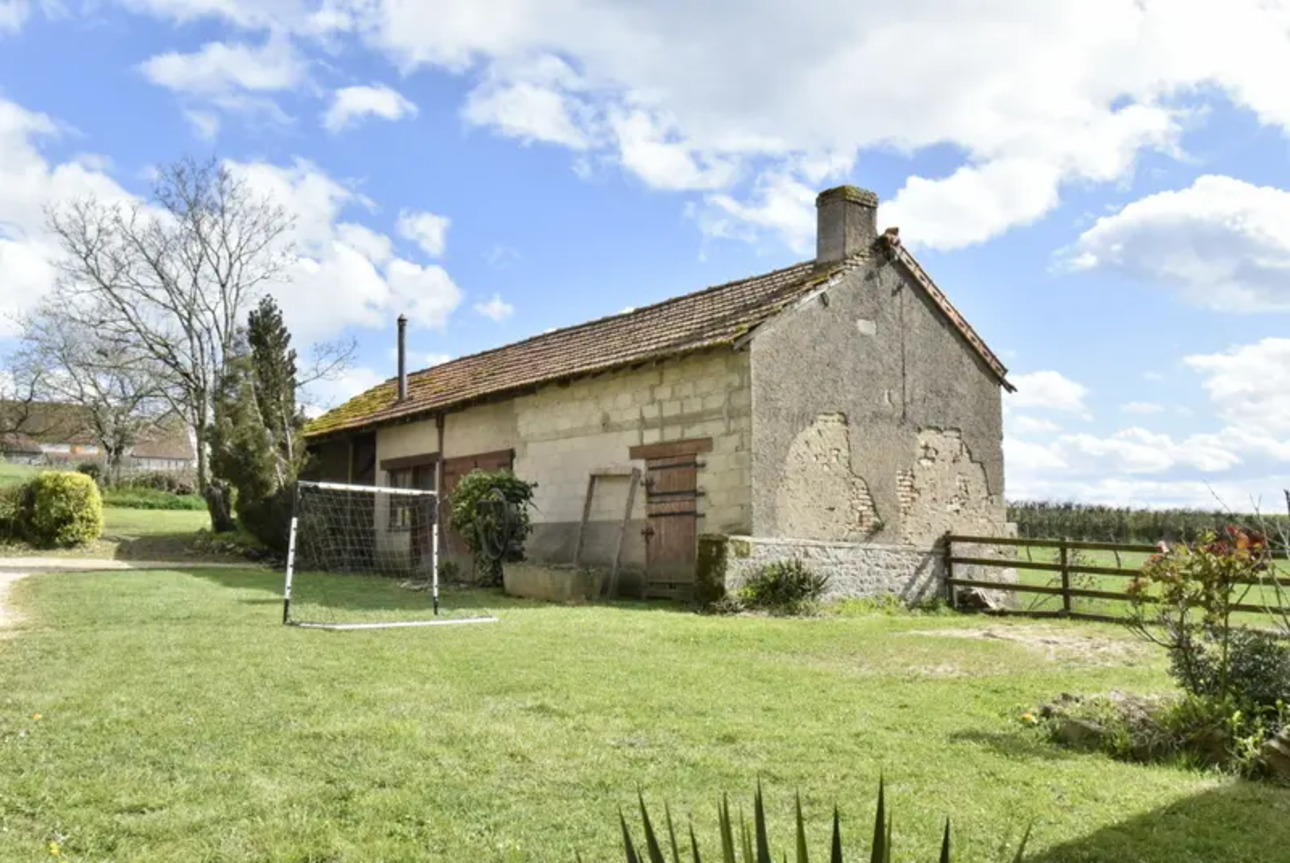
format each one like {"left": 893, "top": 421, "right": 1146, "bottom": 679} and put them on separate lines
{"left": 3, "top": 571, "right": 1289, "bottom": 862}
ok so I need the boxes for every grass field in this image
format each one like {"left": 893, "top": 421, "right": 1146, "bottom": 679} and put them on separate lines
{"left": 3, "top": 570, "right": 1290, "bottom": 862}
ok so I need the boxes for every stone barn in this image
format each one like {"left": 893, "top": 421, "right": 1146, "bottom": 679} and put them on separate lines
{"left": 304, "top": 185, "right": 1013, "bottom": 602}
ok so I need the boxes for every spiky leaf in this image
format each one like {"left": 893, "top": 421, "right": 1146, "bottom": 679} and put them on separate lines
{"left": 718, "top": 796, "right": 736, "bottom": 863}
{"left": 666, "top": 802, "right": 681, "bottom": 863}
{"left": 639, "top": 793, "right": 668, "bottom": 863}
{"left": 691, "top": 820, "right": 703, "bottom": 863}
{"left": 830, "top": 807, "right": 843, "bottom": 863}
{"left": 754, "top": 782, "right": 772, "bottom": 863}
{"left": 940, "top": 819, "right": 951, "bottom": 863}
{"left": 794, "top": 793, "right": 809, "bottom": 863}
{"left": 870, "top": 778, "right": 886, "bottom": 863}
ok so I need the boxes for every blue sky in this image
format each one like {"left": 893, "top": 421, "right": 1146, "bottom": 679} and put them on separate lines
{"left": 2, "top": 0, "right": 1290, "bottom": 511}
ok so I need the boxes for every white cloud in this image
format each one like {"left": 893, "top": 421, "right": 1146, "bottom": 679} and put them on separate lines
{"left": 183, "top": 109, "right": 220, "bottom": 139}
{"left": 1008, "top": 473, "right": 1290, "bottom": 512}
{"left": 1009, "top": 416, "right": 1062, "bottom": 435}
{"left": 1068, "top": 175, "right": 1290, "bottom": 312}
{"left": 474, "top": 293, "right": 514, "bottom": 322}
{"left": 1006, "top": 370, "right": 1091, "bottom": 417}
{"left": 464, "top": 83, "right": 590, "bottom": 149}
{"left": 387, "top": 347, "right": 451, "bottom": 369}
{"left": 301, "top": 365, "right": 385, "bottom": 417}
{"left": 139, "top": 36, "right": 307, "bottom": 97}
{"left": 1184, "top": 338, "right": 1290, "bottom": 434}
{"left": 0, "top": 0, "right": 30, "bottom": 33}
{"left": 227, "top": 158, "right": 463, "bottom": 340}
{"left": 1143, "top": 371, "right": 1165, "bottom": 382}
{"left": 323, "top": 84, "right": 417, "bottom": 132}
{"left": 1121, "top": 401, "right": 1164, "bottom": 415}
{"left": 0, "top": 98, "right": 135, "bottom": 336}
{"left": 396, "top": 209, "right": 449, "bottom": 258}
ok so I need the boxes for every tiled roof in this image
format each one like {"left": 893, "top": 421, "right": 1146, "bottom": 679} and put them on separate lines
{"left": 131, "top": 420, "right": 196, "bottom": 461}
{"left": 0, "top": 402, "right": 196, "bottom": 460}
{"left": 306, "top": 243, "right": 1011, "bottom": 438}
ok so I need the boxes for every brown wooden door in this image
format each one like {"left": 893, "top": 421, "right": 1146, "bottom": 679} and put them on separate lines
{"left": 643, "top": 453, "right": 699, "bottom": 599}
{"left": 408, "top": 464, "right": 436, "bottom": 570}
{"left": 439, "top": 449, "right": 515, "bottom": 557}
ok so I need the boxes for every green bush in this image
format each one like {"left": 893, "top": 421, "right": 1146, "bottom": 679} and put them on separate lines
{"left": 449, "top": 470, "right": 536, "bottom": 586}
{"left": 1173, "top": 629, "right": 1290, "bottom": 712}
{"left": 0, "top": 483, "right": 25, "bottom": 540}
{"left": 103, "top": 487, "right": 207, "bottom": 510}
{"left": 121, "top": 470, "right": 197, "bottom": 496}
{"left": 739, "top": 559, "right": 829, "bottom": 615}
{"left": 75, "top": 461, "right": 105, "bottom": 486}
{"left": 235, "top": 485, "right": 295, "bottom": 554}
{"left": 21, "top": 471, "right": 104, "bottom": 547}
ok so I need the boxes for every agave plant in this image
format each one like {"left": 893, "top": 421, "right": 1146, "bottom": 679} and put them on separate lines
{"left": 581, "top": 780, "right": 1031, "bottom": 863}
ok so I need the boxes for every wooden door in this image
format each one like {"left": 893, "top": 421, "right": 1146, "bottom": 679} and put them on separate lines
{"left": 642, "top": 453, "right": 699, "bottom": 600}
{"left": 408, "top": 464, "right": 436, "bottom": 570}
{"left": 440, "top": 449, "right": 515, "bottom": 557}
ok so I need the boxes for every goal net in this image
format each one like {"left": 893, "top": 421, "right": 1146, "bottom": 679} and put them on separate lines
{"left": 282, "top": 480, "right": 498, "bottom": 630}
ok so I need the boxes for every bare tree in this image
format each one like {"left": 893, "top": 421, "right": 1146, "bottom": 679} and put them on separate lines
{"left": 16, "top": 306, "right": 168, "bottom": 484}
{"left": 45, "top": 157, "right": 295, "bottom": 530}
{"left": 0, "top": 361, "right": 49, "bottom": 443}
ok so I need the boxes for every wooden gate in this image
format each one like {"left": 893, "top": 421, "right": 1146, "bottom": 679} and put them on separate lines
{"left": 631, "top": 438, "right": 712, "bottom": 600}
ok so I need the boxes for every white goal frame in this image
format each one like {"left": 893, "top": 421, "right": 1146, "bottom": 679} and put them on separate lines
{"left": 282, "top": 480, "right": 498, "bottom": 631}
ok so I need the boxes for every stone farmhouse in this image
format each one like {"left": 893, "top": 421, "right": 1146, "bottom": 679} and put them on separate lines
{"left": 304, "top": 185, "right": 1013, "bottom": 602}
{"left": 0, "top": 402, "right": 198, "bottom": 473}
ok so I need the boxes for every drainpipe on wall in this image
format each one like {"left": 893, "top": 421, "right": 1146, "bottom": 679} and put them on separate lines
{"left": 396, "top": 314, "right": 408, "bottom": 402}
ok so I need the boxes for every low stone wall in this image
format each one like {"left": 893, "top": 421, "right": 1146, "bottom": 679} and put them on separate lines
{"left": 502, "top": 562, "right": 602, "bottom": 603}
{"left": 699, "top": 534, "right": 947, "bottom": 605}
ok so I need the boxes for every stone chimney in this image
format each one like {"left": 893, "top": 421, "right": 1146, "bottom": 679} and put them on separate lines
{"left": 396, "top": 314, "right": 408, "bottom": 402}
{"left": 815, "top": 185, "right": 879, "bottom": 265}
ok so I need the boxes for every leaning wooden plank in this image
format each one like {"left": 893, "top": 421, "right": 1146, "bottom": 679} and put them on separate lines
{"left": 608, "top": 468, "right": 641, "bottom": 599}
{"left": 572, "top": 474, "right": 597, "bottom": 568}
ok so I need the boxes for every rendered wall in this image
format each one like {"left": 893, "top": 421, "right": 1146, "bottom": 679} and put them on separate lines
{"left": 749, "top": 255, "right": 1007, "bottom": 547}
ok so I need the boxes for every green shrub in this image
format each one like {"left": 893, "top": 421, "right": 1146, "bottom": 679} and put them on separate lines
{"left": 739, "top": 559, "right": 829, "bottom": 615}
{"left": 21, "top": 471, "right": 104, "bottom": 547}
{"left": 449, "top": 470, "right": 536, "bottom": 586}
{"left": 75, "top": 461, "right": 105, "bottom": 486}
{"left": 121, "top": 470, "right": 197, "bottom": 496}
{"left": 0, "top": 483, "right": 25, "bottom": 540}
{"left": 235, "top": 485, "right": 295, "bottom": 554}
{"left": 605, "top": 781, "right": 1032, "bottom": 862}
{"left": 103, "top": 487, "right": 207, "bottom": 510}
{"left": 1172, "top": 629, "right": 1290, "bottom": 712}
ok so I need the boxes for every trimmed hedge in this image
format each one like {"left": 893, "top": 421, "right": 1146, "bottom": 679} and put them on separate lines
{"left": 22, "top": 471, "right": 104, "bottom": 547}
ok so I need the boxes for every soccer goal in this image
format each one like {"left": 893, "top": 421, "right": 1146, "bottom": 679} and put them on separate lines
{"left": 282, "top": 480, "right": 499, "bottom": 631}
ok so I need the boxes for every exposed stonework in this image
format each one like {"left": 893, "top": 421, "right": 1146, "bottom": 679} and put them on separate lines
{"left": 899, "top": 428, "right": 1002, "bottom": 545}
{"left": 775, "top": 413, "right": 880, "bottom": 541}
{"left": 712, "top": 535, "right": 944, "bottom": 605}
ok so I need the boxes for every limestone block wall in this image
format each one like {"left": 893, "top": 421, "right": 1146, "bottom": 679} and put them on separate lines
{"left": 514, "top": 351, "right": 753, "bottom": 587}
{"left": 702, "top": 535, "right": 946, "bottom": 605}
{"left": 369, "top": 349, "right": 755, "bottom": 587}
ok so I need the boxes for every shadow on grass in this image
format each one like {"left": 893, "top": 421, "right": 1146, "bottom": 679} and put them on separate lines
{"left": 1027, "top": 781, "right": 1290, "bottom": 863}
{"left": 948, "top": 729, "right": 1079, "bottom": 763}
{"left": 181, "top": 566, "right": 697, "bottom": 617}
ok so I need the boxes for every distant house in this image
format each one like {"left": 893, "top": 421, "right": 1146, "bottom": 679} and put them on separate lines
{"left": 304, "top": 185, "right": 1014, "bottom": 602}
{"left": 0, "top": 402, "right": 197, "bottom": 472}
